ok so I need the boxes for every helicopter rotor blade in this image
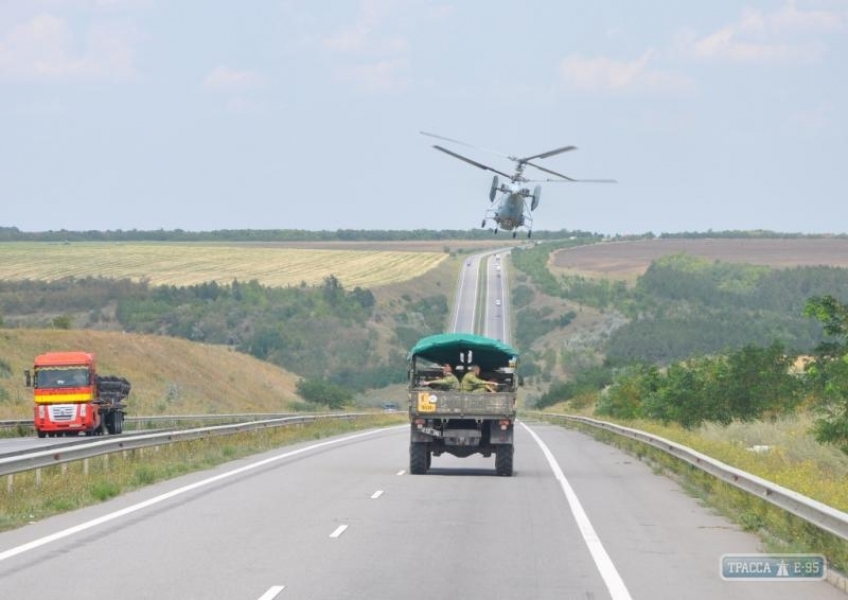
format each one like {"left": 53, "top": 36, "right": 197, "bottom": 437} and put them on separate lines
{"left": 431, "top": 145, "right": 514, "bottom": 179}
{"left": 542, "top": 177, "right": 619, "bottom": 183}
{"left": 420, "top": 131, "right": 510, "bottom": 159}
{"left": 524, "top": 161, "right": 577, "bottom": 181}
{"left": 519, "top": 145, "right": 577, "bottom": 162}
{"left": 525, "top": 161, "right": 616, "bottom": 183}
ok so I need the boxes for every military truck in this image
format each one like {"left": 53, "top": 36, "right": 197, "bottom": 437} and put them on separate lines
{"left": 407, "top": 333, "right": 519, "bottom": 476}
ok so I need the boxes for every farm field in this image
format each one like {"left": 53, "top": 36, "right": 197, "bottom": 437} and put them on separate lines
{"left": 550, "top": 238, "right": 848, "bottom": 282}
{"left": 251, "top": 239, "right": 519, "bottom": 252}
{"left": 0, "top": 242, "right": 449, "bottom": 288}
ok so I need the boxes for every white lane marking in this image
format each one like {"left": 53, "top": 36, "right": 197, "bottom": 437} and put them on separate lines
{"left": 371, "top": 490, "right": 384, "bottom": 499}
{"left": 329, "top": 524, "right": 348, "bottom": 538}
{"left": 257, "top": 585, "right": 285, "bottom": 600}
{"left": 521, "top": 422, "right": 633, "bottom": 600}
{"left": 0, "top": 428, "right": 393, "bottom": 563}
{"left": 396, "top": 469, "right": 406, "bottom": 476}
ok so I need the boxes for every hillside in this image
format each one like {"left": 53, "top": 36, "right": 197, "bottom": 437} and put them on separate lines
{"left": 0, "top": 330, "right": 301, "bottom": 420}
{"left": 510, "top": 236, "right": 848, "bottom": 400}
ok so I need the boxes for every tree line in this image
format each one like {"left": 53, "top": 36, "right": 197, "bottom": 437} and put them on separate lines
{"left": 0, "top": 226, "right": 598, "bottom": 243}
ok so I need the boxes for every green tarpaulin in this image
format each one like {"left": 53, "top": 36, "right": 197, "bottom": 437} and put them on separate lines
{"left": 408, "top": 333, "right": 519, "bottom": 371}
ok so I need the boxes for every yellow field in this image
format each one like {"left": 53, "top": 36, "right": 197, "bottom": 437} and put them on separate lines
{"left": 0, "top": 242, "right": 447, "bottom": 288}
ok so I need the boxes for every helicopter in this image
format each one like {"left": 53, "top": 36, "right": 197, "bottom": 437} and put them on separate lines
{"left": 421, "top": 131, "right": 615, "bottom": 238}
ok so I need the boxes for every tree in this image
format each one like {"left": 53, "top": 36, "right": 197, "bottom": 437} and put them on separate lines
{"left": 52, "top": 315, "right": 72, "bottom": 329}
{"left": 804, "top": 295, "right": 848, "bottom": 453}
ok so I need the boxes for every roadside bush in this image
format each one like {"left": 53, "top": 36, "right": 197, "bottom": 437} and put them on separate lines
{"left": 296, "top": 377, "right": 352, "bottom": 409}
{"left": 597, "top": 343, "right": 801, "bottom": 428}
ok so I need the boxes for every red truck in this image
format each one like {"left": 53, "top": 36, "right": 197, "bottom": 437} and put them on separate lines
{"left": 25, "top": 351, "right": 131, "bottom": 438}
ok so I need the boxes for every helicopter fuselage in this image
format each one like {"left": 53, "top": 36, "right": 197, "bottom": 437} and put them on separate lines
{"left": 491, "top": 191, "right": 526, "bottom": 231}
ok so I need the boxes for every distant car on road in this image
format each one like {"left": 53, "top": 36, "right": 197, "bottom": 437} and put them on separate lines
{"left": 466, "top": 260, "right": 472, "bottom": 266}
{"left": 495, "top": 299, "right": 501, "bottom": 306}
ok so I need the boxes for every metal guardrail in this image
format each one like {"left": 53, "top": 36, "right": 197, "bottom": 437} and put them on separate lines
{"left": 528, "top": 412, "right": 848, "bottom": 542}
{"left": 0, "top": 413, "right": 300, "bottom": 431}
{"left": 0, "top": 413, "right": 363, "bottom": 478}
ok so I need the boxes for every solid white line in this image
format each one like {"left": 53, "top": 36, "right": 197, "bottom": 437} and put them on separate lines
{"left": 371, "top": 490, "right": 384, "bottom": 499}
{"left": 257, "top": 585, "right": 285, "bottom": 600}
{"left": 396, "top": 469, "right": 406, "bottom": 476}
{"left": 0, "top": 428, "right": 389, "bottom": 563}
{"left": 329, "top": 524, "right": 348, "bottom": 538}
{"left": 521, "top": 422, "right": 633, "bottom": 600}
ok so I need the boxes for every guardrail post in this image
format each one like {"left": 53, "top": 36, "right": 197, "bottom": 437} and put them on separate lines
{"left": 83, "top": 458, "right": 89, "bottom": 476}
{"left": 35, "top": 468, "right": 41, "bottom": 487}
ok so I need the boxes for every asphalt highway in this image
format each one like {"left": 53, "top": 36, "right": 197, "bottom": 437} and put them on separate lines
{"left": 1, "top": 422, "right": 841, "bottom": 599}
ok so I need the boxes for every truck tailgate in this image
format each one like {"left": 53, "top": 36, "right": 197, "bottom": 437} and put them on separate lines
{"left": 410, "top": 390, "right": 515, "bottom": 417}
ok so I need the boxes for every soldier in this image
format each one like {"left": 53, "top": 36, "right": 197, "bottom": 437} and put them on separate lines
{"left": 460, "top": 364, "right": 497, "bottom": 393}
{"left": 422, "top": 363, "right": 460, "bottom": 390}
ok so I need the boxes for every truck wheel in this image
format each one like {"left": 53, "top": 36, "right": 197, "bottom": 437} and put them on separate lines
{"left": 495, "top": 444, "right": 514, "bottom": 477}
{"left": 409, "top": 443, "right": 429, "bottom": 475}
{"left": 115, "top": 413, "right": 124, "bottom": 434}
{"left": 36, "top": 430, "right": 46, "bottom": 439}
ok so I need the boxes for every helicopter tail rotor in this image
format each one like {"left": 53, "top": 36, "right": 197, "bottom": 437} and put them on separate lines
{"left": 489, "top": 176, "right": 499, "bottom": 202}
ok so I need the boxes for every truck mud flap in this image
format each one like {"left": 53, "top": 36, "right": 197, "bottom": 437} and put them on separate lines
{"left": 489, "top": 423, "right": 513, "bottom": 445}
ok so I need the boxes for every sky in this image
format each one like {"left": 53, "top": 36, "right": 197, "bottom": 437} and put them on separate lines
{"left": 1, "top": 0, "right": 846, "bottom": 235}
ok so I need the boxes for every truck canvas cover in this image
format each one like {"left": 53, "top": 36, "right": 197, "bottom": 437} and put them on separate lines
{"left": 407, "top": 333, "right": 518, "bottom": 371}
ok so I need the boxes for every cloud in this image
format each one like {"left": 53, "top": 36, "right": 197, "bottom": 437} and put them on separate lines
{"left": 0, "top": 13, "right": 137, "bottom": 80}
{"left": 321, "top": 0, "right": 408, "bottom": 55}
{"left": 335, "top": 58, "right": 409, "bottom": 93}
{"left": 680, "top": 1, "right": 846, "bottom": 64}
{"left": 203, "top": 65, "right": 265, "bottom": 92}
{"left": 559, "top": 50, "right": 695, "bottom": 94}
{"left": 320, "top": 0, "right": 414, "bottom": 94}
{"left": 754, "top": 0, "right": 844, "bottom": 34}
{"left": 322, "top": 26, "right": 407, "bottom": 55}
{"left": 790, "top": 101, "right": 834, "bottom": 131}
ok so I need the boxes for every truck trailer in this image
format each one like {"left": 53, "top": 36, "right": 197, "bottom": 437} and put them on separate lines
{"left": 26, "top": 351, "right": 130, "bottom": 437}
